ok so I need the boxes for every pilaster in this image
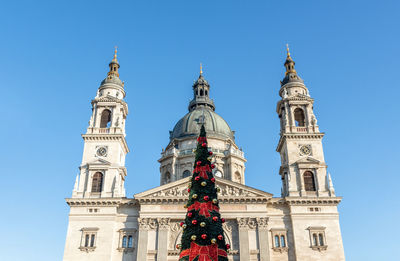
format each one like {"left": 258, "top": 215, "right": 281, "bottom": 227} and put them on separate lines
{"left": 157, "top": 218, "right": 170, "bottom": 261}
{"left": 257, "top": 217, "right": 270, "bottom": 261}
{"left": 237, "top": 218, "right": 251, "bottom": 260}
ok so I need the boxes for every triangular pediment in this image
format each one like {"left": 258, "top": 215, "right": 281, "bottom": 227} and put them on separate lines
{"left": 294, "top": 156, "right": 320, "bottom": 164}
{"left": 134, "top": 177, "right": 272, "bottom": 202}
{"left": 86, "top": 158, "right": 112, "bottom": 166}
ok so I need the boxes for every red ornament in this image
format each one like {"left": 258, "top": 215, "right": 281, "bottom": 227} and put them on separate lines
{"left": 188, "top": 212, "right": 193, "bottom": 218}
{"left": 212, "top": 216, "right": 218, "bottom": 222}
{"left": 221, "top": 218, "right": 225, "bottom": 223}
{"left": 217, "top": 234, "right": 223, "bottom": 240}
{"left": 201, "top": 234, "right": 207, "bottom": 239}
{"left": 203, "top": 196, "right": 209, "bottom": 201}
{"left": 192, "top": 220, "right": 198, "bottom": 225}
{"left": 208, "top": 151, "right": 213, "bottom": 155}
{"left": 194, "top": 176, "right": 200, "bottom": 181}
{"left": 176, "top": 244, "right": 181, "bottom": 249}
{"left": 202, "top": 143, "right": 207, "bottom": 147}
{"left": 211, "top": 164, "right": 215, "bottom": 169}
{"left": 197, "top": 161, "right": 202, "bottom": 166}
{"left": 211, "top": 177, "right": 215, "bottom": 183}
{"left": 180, "top": 222, "right": 184, "bottom": 227}
{"left": 187, "top": 188, "right": 191, "bottom": 193}
{"left": 226, "top": 244, "right": 230, "bottom": 249}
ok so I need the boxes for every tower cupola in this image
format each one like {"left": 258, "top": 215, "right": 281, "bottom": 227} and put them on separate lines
{"left": 281, "top": 44, "right": 304, "bottom": 87}
{"left": 98, "top": 47, "right": 125, "bottom": 99}
{"left": 188, "top": 64, "right": 215, "bottom": 112}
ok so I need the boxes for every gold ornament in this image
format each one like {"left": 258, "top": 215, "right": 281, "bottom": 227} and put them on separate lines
{"left": 182, "top": 224, "right": 187, "bottom": 229}
{"left": 200, "top": 222, "right": 206, "bottom": 227}
{"left": 216, "top": 187, "right": 221, "bottom": 192}
{"left": 191, "top": 235, "right": 197, "bottom": 241}
{"left": 212, "top": 199, "right": 218, "bottom": 204}
{"left": 184, "top": 204, "right": 188, "bottom": 208}
{"left": 211, "top": 238, "right": 217, "bottom": 244}
{"left": 192, "top": 194, "right": 198, "bottom": 199}
{"left": 188, "top": 182, "right": 192, "bottom": 188}
{"left": 201, "top": 181, "right": 207, "bottom": 186}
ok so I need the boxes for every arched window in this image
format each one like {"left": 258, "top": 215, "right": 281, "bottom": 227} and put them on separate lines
{"left": 100, "top": 109, "right": 112, "bottom": 128}
{"left": 319, "top": 234, "right": 324, "bottom": 246}
{"left": 182, "top": 170, "right": 191, "bottom": 178}
{"left": 165, "top": 172, "right": 171, "bottom": 184}
{"left": 303, "top": 171, "right": 316, "bottom": 191}
{"left": 91, "top": 172, "right": 103, "bottom": 192}
{"left": 294, "top": 108, "right": 305, "bottom": 127}
{"left": 274, "top": 235, "right": 280, "bottom": 247}
{"left": 313, "top": 233, "right": 318, "bottom": 246}
{"left": 205, "top": 90, "right": 208, "bottom": 96}
{"left": 122, "top": 236, "right": 127, "bottom": 248}
{"left": 280, "top": 235, "right": 286, "bottom": 247}
{"left": 128, "top": 235, "right": 133, "bottom": 248}
{"left": 90, "top": 234, "right": 95, "bottom": 247}
{"left": 200, "top": 89, "right": 204, "bottom": 96}
{"left": 234, "top": 172, "right": 241, "bottom": 183}
{"left": 85, "top": 234, "right": 90, "bottom": 247}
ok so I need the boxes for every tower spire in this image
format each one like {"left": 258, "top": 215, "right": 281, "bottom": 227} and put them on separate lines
{"left": 108, "top": 47, "right": 120, "bottom": 78}
{"left": 200, "top": 63, "right": 203, "bottom": 75}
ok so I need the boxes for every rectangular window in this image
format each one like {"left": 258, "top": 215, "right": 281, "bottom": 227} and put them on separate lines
{"left": 270, "top": 228, "right": 288, "bottom": 253}
{"left": 307, "top": 227, "right": 327, "bottom": 251}
{"left": 79, "top": 227, "right": 99, "bottom": 252}
{"left": 117, "top": 228, "right": 136, "bottom": 253}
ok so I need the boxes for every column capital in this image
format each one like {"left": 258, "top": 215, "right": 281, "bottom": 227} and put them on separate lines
{"left": 138, "top": 218, "right": 158, "bottom": 230}
{"left": 256, "top": 217, "right": 269, "bottom": 230}
{"left": 157, "top": 218, "right": 171, "bottom": 230}
{"left": 237, "top": 217, "right": 257, "bottom": 229}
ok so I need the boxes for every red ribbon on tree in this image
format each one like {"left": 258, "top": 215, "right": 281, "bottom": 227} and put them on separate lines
{"left": 193, "top": 165, "right": 211, "bottom": 179}
{"left": 187, "top": 201, "right": 219, "bottom": 217}
{"left": 197, "top": 137, "right": 207, "bottom": 143}
{"left": 179, "top": 242, "right": 227, "bottom": 261}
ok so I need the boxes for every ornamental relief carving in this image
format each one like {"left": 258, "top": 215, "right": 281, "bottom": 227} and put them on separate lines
{"left": 256, "top": 217, "right": 269, "bottom": 229}
{"left": 157, "top": 218, "right": 170, "bottom": 230}
{"left": 138, "top": 218, "right": 158, "bottom": 230}
{"left": 219, "top": 185, "right": 257, "bottom": 197}
{"left": 237, "top": 218, "right": 257, "bottom": 229}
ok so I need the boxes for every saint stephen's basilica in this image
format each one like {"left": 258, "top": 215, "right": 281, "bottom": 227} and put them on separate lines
{"left": 63, "top": 47, "right": 345, "bottom": 261}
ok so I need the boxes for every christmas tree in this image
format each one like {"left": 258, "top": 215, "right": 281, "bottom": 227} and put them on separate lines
{"left": 178, "top": 125, "right": 229, "bottom": 261}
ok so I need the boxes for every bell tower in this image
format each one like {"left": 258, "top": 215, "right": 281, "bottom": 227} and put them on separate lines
{"left": 72, "top": 48, "right": 129, "bottom": 198}
{"left": 276, "top": 45, "right": 335, "bottom": 198}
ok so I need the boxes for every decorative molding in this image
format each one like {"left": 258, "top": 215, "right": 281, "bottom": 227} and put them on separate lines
{"left": 311, "top": 245, "right": 328, "bottom": 251}
{"left": 157, "top": 218, "right": 170, "bottom": 230}
{"left": 272, "top": 247, "right": 288, "bottom": 253}
{"left": 79, "top": 246, "right": 96, "bottom": 252}
{"left": 285, "top": 197, "right": 342, "bottom": 206}
{"left": 256, "top": 217, "right": 269, "bottom": 229}
{"left": 138, "top": 218, "right": 158, "bottom": 230}
{"left": 237, "top": 218, "right": 257, "bottom": 229}
{"left": 66, "top": 197, "right": 136, "bottom": 206}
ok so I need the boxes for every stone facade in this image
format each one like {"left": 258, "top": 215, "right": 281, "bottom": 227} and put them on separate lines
{"left": 63, "top": 50, "right": 345, "bottom": 261}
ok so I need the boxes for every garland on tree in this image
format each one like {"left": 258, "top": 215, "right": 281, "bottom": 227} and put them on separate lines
{"left": 178, "top": 125, "right": 229, "bottom": 261}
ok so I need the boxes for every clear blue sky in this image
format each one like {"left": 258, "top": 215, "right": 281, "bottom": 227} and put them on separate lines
{"left": 0, "top": 1, "right": 399, "bottom": 260}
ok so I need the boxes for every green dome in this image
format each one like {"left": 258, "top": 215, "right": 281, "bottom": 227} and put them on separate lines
{"left": 171, "top": 108, "right": 234, "bottom": 140}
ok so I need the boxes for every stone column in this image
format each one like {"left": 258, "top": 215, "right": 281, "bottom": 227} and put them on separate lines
{"left": 257, "top": 217, "right": 270, "bottom": 261}
{"left": 157, "top": 218, "right": 170, "bottom": 261}
{"left": 237, "top": 218, "right": 250, "bottom": 260}
{"left": 136, "top": 218, "right": 149, "bottom": 261}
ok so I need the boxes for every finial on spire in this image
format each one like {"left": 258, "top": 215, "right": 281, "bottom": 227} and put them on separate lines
{"left": 112, "top": 46, "right": 118, "bottom": 63}
{"left": 200, "top": 63, "right": 203, "bottom": 75}
{"left": 286, "top": 44, "right": 291, "bottom": 59}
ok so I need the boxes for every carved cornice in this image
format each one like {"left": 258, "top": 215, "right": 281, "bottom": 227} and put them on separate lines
{"left": 285, "top": 197, "right": 342, "bottom": 206}
{"left": 66, "top": 197, "right": 137, "bottom": 207}
{"left": 82, "top": 134, "right": 129, "bottom": 154}
{"left": 276, "top": 133, "right": 324, "bottom": 152}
